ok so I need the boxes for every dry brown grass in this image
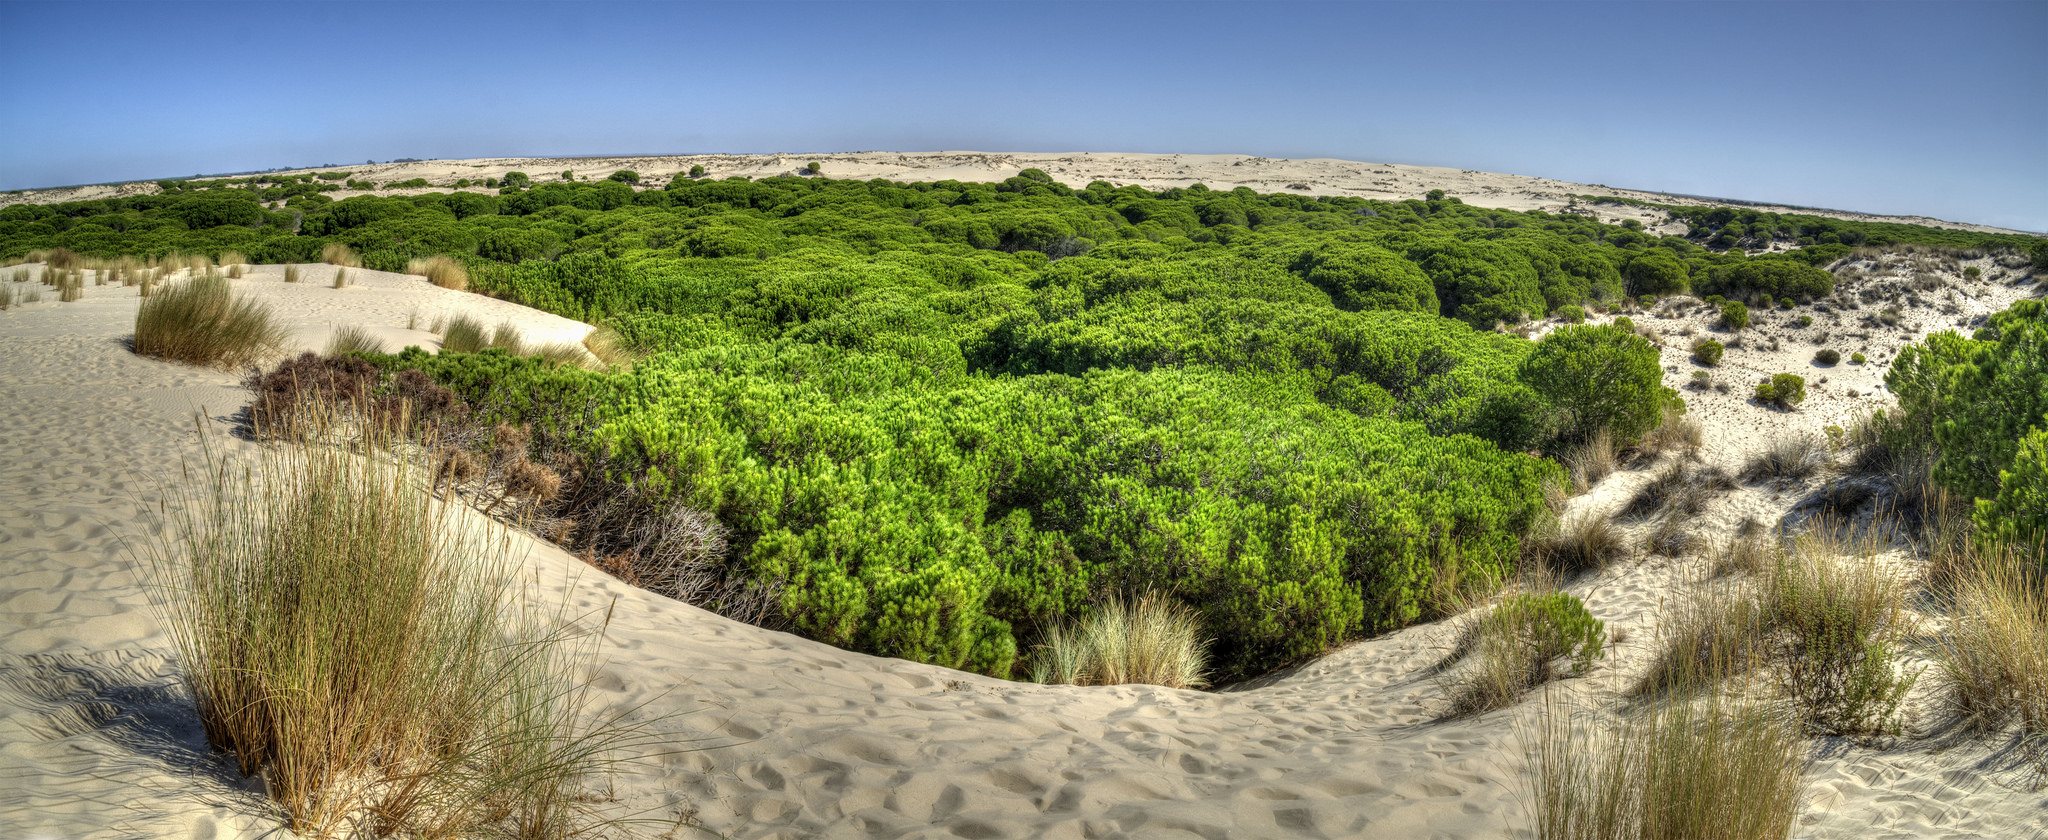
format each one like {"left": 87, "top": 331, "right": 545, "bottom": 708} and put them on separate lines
{"left": 136, "top": 418, "right": 646, "bottom": 837}
{"left": 321, "top": 242, "right": 360, "bottom": 267}
{"left": 132, "top": 272, "right": 286, "bottom": 368}
{"left": 1931, "top": 544, "right": 2047, "bottom": 761}
{"left": 283, "top": 264, "right": 302, "bottom": 284}
{"left": 331, "top": 268, "right": 349, "bottom": 289}
{"left": 1520, "top": 680, "right": 1807, "bottom": 840}
{"left": 408, "top": 255, "right": 469, "bottom": 291}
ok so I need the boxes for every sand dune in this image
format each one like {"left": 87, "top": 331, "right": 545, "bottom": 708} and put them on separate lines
{"left": 3, "top": 259, "right": 2045, "bottom": 837}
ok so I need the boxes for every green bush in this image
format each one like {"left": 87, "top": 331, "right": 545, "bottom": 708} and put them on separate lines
{"left": 1974, "top": 427, "right": 2048, "bottom": 556}
{"left": 689, "top": 164, "right": 706, "bottom": 178}
{"left": 1720, "top": 301, "right": 1749, "bottom": 331}
{"left": 1552, "top": 304, "right": 1586, "bottom": 324}
{"left": 1814, "top": 349, "right": 1840, "bottom": 365}
{"left": 1934, "top": 301, "right": 2048, "bottom": 501}
{"left": 1693, "top": 339, "right": 1724, "bottom": 366}
{"left": 1754, "top": 373, "right": 1806, "bottom": 408}
{"left": 1851, "top": 352, "right": 1866, "bottom": 364}
{"left": 608, "top": 170, "right": 640, "bottom": 185}
{"left": 1519, "top": 323, "right": 1667, "bottom": 445}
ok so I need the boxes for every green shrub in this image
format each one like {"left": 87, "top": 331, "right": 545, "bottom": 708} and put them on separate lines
{"left": 806, "top": 161, "right": 822, "bottom": 174}
{"left": 1520, "top": 323, "right": 1667, "bottom": 445}
{"left": 1974, "top": 427, "right": 2048, "bottom": 555}
{"left": 1964, "top": 266, "right": 1982, "bottom": 280}
{"left": 1692, "top": 339, "right": 1724, "bottom": 366}
{"left": 688, "top": 164, "right": 706, "bottom": 178}
{"left": 1754, "top": 373, "right": 1806, "bottom": 408}
{"left": 1929, "top": 301, "right": 2047, "bottom": 501}
{"left": 1797, "top": 315, "right": 1813, "bottom": 328}
{"left": 1551, "top": 304, "right": 1586, "bottom": 324}
{"left": 608, "top": 170, "right": 640, "bottom": 185}
{"left": 1720, "top": 301, "right": 1749, "bottom": 331}
{"left": 1814, "top": 348, "right": 1840, "bottom": 365}
{"left": 1851, "top": 352, "right": 1866, "bottom": 364}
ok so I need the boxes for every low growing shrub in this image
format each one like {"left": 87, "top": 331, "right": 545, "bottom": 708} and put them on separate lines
{"left": 1814, "top": 348, "right": 1841, "bottom": 365}
{"left": 1753, "top": 373, "right": 1806, "bottom": 409}
{"left": 1720, "top": 301, "right": 1749, "bottom": 331}
{"left": 1691, "top": 339, "right": 1724, "bottom": 366}
{"left": 1443, "top": 591, "right": 1604, "bottom": 716}
{"left": 1769, "top": 530, "right": 1918, "bottom": 735}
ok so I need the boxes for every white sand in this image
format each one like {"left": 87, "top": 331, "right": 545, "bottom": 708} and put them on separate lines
{"left": 4, "top": 151, "right": 2033, "bottom": 238}
{"left": 3, "top": 258, "right": 2045, "bottom": 837}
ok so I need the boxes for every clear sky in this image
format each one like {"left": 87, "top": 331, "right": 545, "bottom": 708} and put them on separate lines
{"left": 2, "top": 1, "right": 2042, "bottom": 230}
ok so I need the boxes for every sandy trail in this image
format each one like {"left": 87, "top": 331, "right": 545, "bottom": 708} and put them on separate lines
{"left": 1, "top": 261, "right": 2043, "bottom": 839}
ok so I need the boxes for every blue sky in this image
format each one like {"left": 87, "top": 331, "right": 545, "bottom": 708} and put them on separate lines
{"left": 2, "top": 1, "right": 2042, "bottom": 230}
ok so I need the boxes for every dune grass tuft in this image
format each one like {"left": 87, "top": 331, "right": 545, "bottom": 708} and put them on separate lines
{"left": 1441, "top": 590, "right": 1605, "bottom": 717}
{"left": 581, "top": 325, "right": 638, "bottom": 368}
{"left": 487, "top": 321, "right": 527, "bottom": 355}
{"left": 331, "top": 268, "right": 349, "bottom": 289}
{"left": 1519, "top": 680, "right": 1807, "bottom": 840}
{"left": 132, "top": 272, "right": 286, "bottom": 368}
{"left": 1740, "top": 433, "right": 1831, "bottom": 482}
{"left": 408, "top": 255, "right": 470, "bottom": 291}
{"left": 136, "top": 420, "right": 640, "bottom": 837}
{"left": 1030, "top": 594, "right": 1210, "bottom": 689}
{"left": 283, "top": 264, "right": 301, "bottom": 284}
{"left": 1931, "top": 544, "right": 2047, "bottom": 755}
{"left": 1623, "top": 462, "right": 1734, "bottom": 519}
{"left": 321, "top": 241, "right": 360, "bottom": 267}
{"left": 441, "top": 315, "right": 489, "bottom": 353}
{"left": 1631, "top": 581, "right": 1770, "bottom": 698}
{"left": 325, "top": 324, "right": 384, "bottom": 356}
{"left": 1531, "top": 514, "right": 1629, "bottom": 579}
{"left": 1564, "top": 428, "right": 1617, "bottom": 494}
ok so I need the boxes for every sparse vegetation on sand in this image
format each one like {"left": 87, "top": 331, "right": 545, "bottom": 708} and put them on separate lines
{"left": 132, "top": 272, "right": 285, "bottom": 368}
{"left": 1441, "top": 591, "right": 1605, "bottom": 717}
{"left": 135, "top": 418, "right": 640, "bottom": 837}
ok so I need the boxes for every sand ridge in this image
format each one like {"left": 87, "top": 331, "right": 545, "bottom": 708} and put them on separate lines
{"left": 1, "top": 263, "right": 2044, "bottom": 838}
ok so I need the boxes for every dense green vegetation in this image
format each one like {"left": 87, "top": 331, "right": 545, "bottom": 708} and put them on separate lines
{"left": 1888, "top": 300, "right": 2048, "bottom": 559}
{"left": 10, "top": 171, "right": 2040, "bottom": 681}
{"left": 1586, "top": 195, "right": 2048, "bottom": 269}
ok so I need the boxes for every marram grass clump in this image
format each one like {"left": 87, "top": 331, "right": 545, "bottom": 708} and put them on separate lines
{"left": 132, "top": 272, "right": 286, "bottom": 368}
{"left": 1030, "top": 594, "right": 1210, "bottom": 689}
{"left": 408, "top": 254, "right": 469, "bottom": 291}
{"left": 136, "top": 415, "right": 647, "bottom": 838}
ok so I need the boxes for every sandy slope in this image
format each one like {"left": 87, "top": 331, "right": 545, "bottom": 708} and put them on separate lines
{"left": 2, "top": 261, "right": 2045, "bottom": 839}
{"left": 4, "top": 151, "right": 2035, "bottom": 238}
